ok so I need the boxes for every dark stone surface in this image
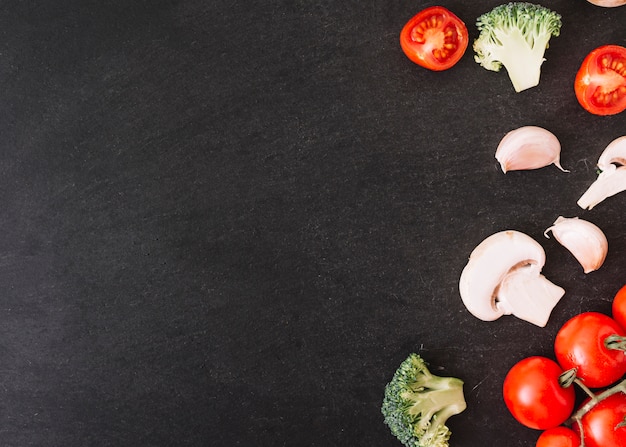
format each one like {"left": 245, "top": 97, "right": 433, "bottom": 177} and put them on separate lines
{"left": 1, "top": 1, "right": 625, "bottom": 445}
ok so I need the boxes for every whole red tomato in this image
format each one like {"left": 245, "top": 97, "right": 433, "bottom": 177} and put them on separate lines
{"left": 574, "top": 45, "right": 626, "bottom": 116}
{"left": 399, "top": 6, "right": 468, "bottom": 71}
{"left": 503, "top": 356, "right": 576, "bottom": 430}
{"left": 555, "top": 312, "right": 626, "bottom": 388}
{"left": 574, "top": 392, "right": 626, "bottom": 447}
{"left": 536, "top": 426, "right": 580, "bottom": 447}
{"left": 612, "top": 285, "right": 626, "bottom": 331}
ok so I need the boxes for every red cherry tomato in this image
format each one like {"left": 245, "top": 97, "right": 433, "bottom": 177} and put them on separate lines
{"left": 612, "top": 285, "right": 626, "bottom": 330}
{"left": 503, "top": 356, "right": 576, "bottom": 430}
{"left": 554, "top": 312, "right": 626, "bottom": 388}
{"left": 399, "top": 6, "right": 468, "bottom": 71}
{"left": 574, "top": 392, "right": 626, "bottom": 447}
{"left": 536, "top": 426, "right": 581, "bottom": 447}
{"left": 574, "top": 45, "right": 626, "bottom": 116}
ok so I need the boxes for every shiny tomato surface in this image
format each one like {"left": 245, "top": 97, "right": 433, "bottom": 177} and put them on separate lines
{"left": 503, "top": 356, "right": 576, "bottom": 430}
{"left": 574, "top": 393, "right": 626, "bottom": 447}
{"left": 554, "top": 312, "right": 626, "bottom": 389}
{"left": 574, "top": 45, "right": 626, "bottom": 115}
{"left": 399, "top": 6, "right": 468, "bottom": 71}
{"left": 536, "top": 426, "right": 580, "bottom": 447}
{"left": 612, "top": 285, "right": 626, "bottom": 330}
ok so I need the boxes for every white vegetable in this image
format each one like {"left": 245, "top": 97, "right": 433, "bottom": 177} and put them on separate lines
{"left": 578, "top": 136, "right": 626, "bottom": 210}
{"left": 585, "top": 0, "right": 626, "bottom": 7}
{"left": 459, "top": 230, "right": 565, "bottom": 327}
{"left": 544, "top": 216, "right": 608, "bottom": 273}
{"left": 495, "top": 126, "right": 567, "bottom": 173}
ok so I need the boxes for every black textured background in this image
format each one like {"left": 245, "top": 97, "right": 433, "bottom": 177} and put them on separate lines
{"left": 1, "top": 1, "right": 625, "bottom": 446}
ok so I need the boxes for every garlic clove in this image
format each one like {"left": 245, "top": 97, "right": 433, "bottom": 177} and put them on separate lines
{"left": 544, "top": 216, "right": 608, "bottom": 273}
{"left": 578, "top": 136, "right": 626, "bottom": 210}
{"left": 495, "top": 126, "right": 568, "bottom": 173}
{"left": 585, "top": 0, "right": 626, "bottom": 6}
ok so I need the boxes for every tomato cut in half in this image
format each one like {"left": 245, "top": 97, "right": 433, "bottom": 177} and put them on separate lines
{"left": 574, "top": 45, "right": 626, "bottom": 116}
{"left": 399, "top": 6, "right": 468, "bottom": 71}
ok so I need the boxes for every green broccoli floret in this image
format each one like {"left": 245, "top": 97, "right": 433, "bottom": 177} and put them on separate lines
{"left": 381, "top": 354, "right": 467, "bottom": 447}
{"left": 473, "top": 2, "right": 562, "bottom": 92}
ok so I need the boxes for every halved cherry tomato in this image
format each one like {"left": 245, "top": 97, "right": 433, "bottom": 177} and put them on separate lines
{"left": 554, "top": 312, "right": 626, "bottom": 388}
{"left": 503, "top": 356, "right": 576, "bottom": 430}
{"left": 399, "top": 6, "right": 468, "bottom": 71}
{"left": 574, "top": 45, "right": 626, "bottom": 116}
{"left": 536, "top": 426, "right": 581, "bottom": 447}
{"left": 574, "top": 392, "right": 626, "bottom": 447}
{"left": 612, "top": 285, "right": 626, "bottom": 330}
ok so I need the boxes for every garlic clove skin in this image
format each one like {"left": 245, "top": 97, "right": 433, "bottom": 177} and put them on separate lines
{"left": 544, "top": 216, "right": 608, "bottom": 273}
{"left": 495, "top": 126, "right": 568, "bottom": 173}
{"left": 578, "top": 136, "right": 626, "bottom": 210}
{"left": 586, "top": 0, "right": 626, "bottom": 6}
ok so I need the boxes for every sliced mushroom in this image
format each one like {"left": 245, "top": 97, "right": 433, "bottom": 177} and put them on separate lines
{"left": 459, "top": 230, "right": 565, "bottom": 327}
{"left": 578, "top": 136, "right": 626, "bottom": 210}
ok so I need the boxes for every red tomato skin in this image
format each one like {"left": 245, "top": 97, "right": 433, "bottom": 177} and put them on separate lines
{"left": 536, "top": 426, "right": 581, "bottom": 447}
{"left": 503, "top": 356, "right": 576, "bottom": 430}
{"left": 399, "top": 6, "right": 468, "bottom": 71}
{"left": 574, "top": 45, "right": 626, "bottom": 116}
{"left": 555, "top": 312, "right": 626, "bottom": 388}
{"left": 612, "top": 285, "right": 626, "bottom": 331}
{"left": 574, "top": 393, "right": 626, "bottom": 447}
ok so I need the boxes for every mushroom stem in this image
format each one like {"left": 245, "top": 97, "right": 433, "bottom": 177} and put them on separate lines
{"left": 496, "top": 266, "right": 565, "bottom": 327}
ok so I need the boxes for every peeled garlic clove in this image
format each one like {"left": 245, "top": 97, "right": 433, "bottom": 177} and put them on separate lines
{"left": 544, "top": 216, "right": 608, "bottom": 273}
{"left": 578, "top": 136, "right": 626, "bottom": 210}
{"left": 495, "top": 126, "right": 568, "bottom": 173}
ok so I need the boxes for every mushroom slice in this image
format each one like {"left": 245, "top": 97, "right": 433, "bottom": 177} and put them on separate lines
{"left": 544, "top": 216, "right": 608, "bottom": 273}
{"left": 578, "top": 136, "right": 626, "bottom": 210}
{"left": 459, "top": 230, "right": 565, "bottom": 327}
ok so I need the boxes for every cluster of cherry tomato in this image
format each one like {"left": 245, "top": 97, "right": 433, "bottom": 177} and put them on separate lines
{"left": 399, "top": 6, "right": 626, "bottom": 116}
{"left": 502, "top": 285, "right": 626, "bottom": 447}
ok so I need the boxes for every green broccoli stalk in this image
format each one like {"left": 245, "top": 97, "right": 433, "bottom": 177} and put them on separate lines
{"left": 473, "top": 2, "right": 562, "bottom": 92}
{"left": 381, "top": 354, "right": 467, "bottom": 447}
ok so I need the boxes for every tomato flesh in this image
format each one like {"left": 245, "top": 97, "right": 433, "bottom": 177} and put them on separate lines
{"left": 554, "top": 312, "right": 626, "bottom": 388}
{"left": 574, "top": 393, "right": 626, "bottom": 447}
{"left": 503, "top": 356, "right": 576, "bottom": 430}
{"left": 400, "top": 6, "right": 468, "bottom": 71}
{"left": 574, "top": 45, "right": 626, "bottom": 116}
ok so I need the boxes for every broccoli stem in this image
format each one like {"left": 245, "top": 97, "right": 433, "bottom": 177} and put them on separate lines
{"left": 404, "top": 376, "right": 466, "bottom": 423}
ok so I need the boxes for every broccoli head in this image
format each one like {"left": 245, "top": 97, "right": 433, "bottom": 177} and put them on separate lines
{"left": 381, "top": 353, "right": 467, "bottom": 447}
{"left": 473, "top": 2, "right": 562, "bottom": 92}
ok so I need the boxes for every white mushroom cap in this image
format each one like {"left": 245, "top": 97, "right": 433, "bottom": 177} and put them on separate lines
{"left": 459, "top": 230, "right": 565, "bottom": 327}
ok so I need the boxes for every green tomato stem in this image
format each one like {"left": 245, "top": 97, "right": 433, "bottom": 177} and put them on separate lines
{"left": 567, "top": 378, "right": 626, "bottom": 434}
{"left": 605, "top": 334, "right": 626, "bottom": 351}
